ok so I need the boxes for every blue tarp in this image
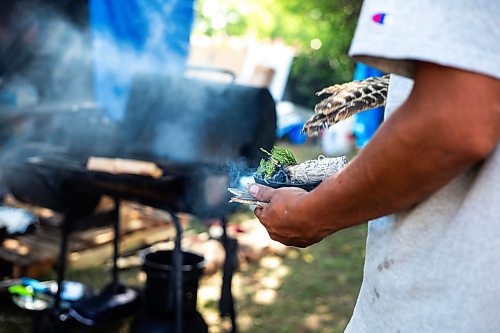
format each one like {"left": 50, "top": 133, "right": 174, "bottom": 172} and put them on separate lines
{"left": 90, "top": 0, "right": 195, "bottom": 121}
{"left": 352, "top": 62, "right": 385, "bottom": 147}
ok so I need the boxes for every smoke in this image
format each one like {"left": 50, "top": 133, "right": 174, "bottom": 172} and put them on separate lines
{"left": 0, "top": 0, "right": 194, "bottom": 154}
{"left": 0, "top": 0, "right": 195, "bottom": 192}
{"left": 0, "top": 206, "right": 37, "bottom": 234}
{"left": 20, "top": 3, "right": 93, "bottom": 103}
{"left": 227, "top": 160, "right": 257, "bottom": 188}
{"left": 0, "top": 1, "right": 275, "bottom": 218}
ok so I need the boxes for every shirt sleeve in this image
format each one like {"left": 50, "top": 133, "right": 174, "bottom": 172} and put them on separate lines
{"left": 349, "top": 0, "right": 500, "bottom": 80}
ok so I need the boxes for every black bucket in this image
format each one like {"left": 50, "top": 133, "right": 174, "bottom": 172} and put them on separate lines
{"left": 141, "top": 249, "right": 205, "bottom": 316}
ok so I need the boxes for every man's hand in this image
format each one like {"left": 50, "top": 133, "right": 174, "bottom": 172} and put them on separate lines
{"left": 249, "top": 184, "right": 327, "bottom": 247}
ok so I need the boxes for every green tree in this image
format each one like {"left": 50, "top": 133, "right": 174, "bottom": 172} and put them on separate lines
{"left": 195, "top": 0, "right": 362, "bottom": 108}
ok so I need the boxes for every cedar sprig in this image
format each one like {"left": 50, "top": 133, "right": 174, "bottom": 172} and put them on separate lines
{"left": 256, "top": 146, "right": 298, "bottom": 180}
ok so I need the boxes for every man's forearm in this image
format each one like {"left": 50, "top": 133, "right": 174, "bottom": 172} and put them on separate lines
{"left": 303, "top": 63, "right": 500, "bottom": 235}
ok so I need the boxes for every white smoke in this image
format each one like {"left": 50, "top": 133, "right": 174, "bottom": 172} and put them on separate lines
{"left": 0, "top": 206, "right": 36, "bottom": 234}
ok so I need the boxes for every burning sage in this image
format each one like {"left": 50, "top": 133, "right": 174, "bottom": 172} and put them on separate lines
{"left": 228, "top": 146, "right": 348, "bottom": 206}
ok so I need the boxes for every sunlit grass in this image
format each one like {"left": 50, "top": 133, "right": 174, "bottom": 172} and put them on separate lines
{"left": 199, "top": 225, "right": 366, "bottom": 333}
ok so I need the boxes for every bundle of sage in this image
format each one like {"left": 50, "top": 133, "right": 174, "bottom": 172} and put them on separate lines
{"left": 228, "top": 147, "right": 348, "bottom": 206}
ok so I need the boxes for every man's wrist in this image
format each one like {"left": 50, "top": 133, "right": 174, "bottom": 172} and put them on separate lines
{"left": 299, "top": 187, "right": 345, "bottom": 238}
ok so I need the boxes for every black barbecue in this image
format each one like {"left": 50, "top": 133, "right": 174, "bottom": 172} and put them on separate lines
{"left": 0, "top": 70, "right": 277, "bottom": 333}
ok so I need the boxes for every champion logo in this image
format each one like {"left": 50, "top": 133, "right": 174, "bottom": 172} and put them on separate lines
{"left": 372, "top": 12, "right": 388, "bottom": 24}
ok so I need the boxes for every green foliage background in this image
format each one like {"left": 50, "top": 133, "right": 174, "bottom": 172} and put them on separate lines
{"left": 194, "top": 0, "right": 363, "bottom": 108}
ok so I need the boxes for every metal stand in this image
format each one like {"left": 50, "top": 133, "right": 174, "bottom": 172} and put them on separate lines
{"left": 219, "top": 218, "right": 238, "bottom": 333}
{"left": 166, "top": 209, "right": 183, "bottom": 333}
{"left": 111, "top": 198, "right": 121, "bottom": 291}
{"left": 32, "top": 214, "right": 74, "bottom": 333}
{"left": 53, "top": 215, "right": 72, "bottom": 313}
{"left": 35, "top": 199, "right": 129, "bottom": 332}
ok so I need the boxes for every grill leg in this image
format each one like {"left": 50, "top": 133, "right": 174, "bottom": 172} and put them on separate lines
{"left": 54, "top": 215, "right": 71, "bottom": 311}
{"left": 166, "top": 210, "right": 183, "bottom": 333}
{"left": 219, "top": 218, "right": 238, "bottom": 333}
{"left": 111, "top": 198, "right": 120, "bottom": 290}
{"left": 33, "top": 214, "right": 73, "bottom": 333}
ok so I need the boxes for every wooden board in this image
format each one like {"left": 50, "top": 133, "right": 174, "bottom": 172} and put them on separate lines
{"left": 0, "top": 216, "right": 175, "bottom": 278}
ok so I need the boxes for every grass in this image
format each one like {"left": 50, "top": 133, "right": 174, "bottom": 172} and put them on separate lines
{"left": 198, "top": 225, "right": 367, "bottom": 333}
{"left": 248, "top": 227, "right": 366, "bottom": 333}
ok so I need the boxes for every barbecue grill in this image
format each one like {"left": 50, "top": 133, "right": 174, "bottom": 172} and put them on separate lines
{"left": 0, "top": 70, "right": 277, "bottom": 333}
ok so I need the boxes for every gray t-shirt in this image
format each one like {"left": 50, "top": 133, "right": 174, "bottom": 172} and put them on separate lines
{"left": 345, "top": 1, "right": 500, "bottom": 332}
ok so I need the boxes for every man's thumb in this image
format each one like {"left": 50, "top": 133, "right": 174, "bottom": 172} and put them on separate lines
{"left": 248, "top": 184, "right": 274, "bottom": 202}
